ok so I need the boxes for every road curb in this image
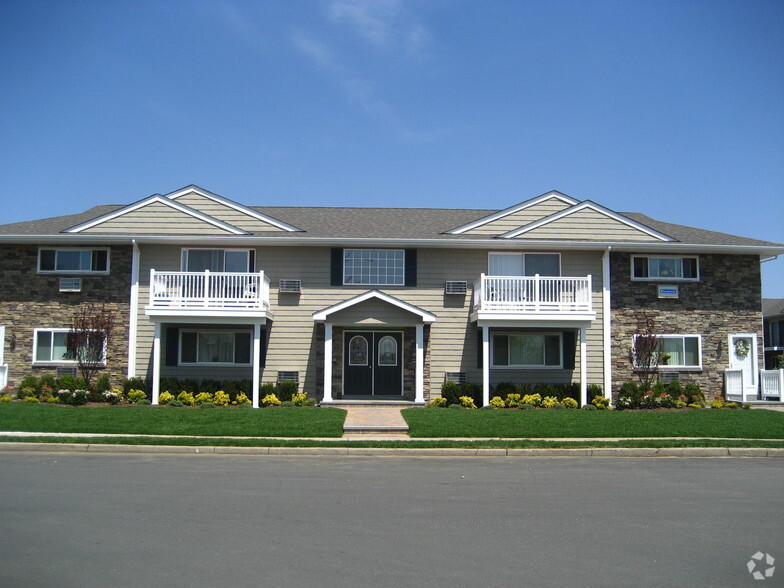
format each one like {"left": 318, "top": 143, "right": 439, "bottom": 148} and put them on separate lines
{"left": 1, "top": 442, "right": 783, "bottom": 457}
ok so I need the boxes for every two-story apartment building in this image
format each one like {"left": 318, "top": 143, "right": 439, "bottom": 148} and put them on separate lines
{"left": 1, "top": 186, "right": 781, "bottom": 406}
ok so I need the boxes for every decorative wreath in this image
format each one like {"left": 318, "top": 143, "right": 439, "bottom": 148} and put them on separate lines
{"left": 734, "top": 339, "right": 750, "bottom": 358}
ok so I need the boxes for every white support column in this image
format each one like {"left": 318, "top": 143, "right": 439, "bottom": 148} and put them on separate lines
{"left": 127, "top": 239, "right": 140, "bottom": 378}
{"left": 482, "top": 326, "right": 490, "bottom": 407}
{"left": 151, "top": 321, "right": 161, "bottom": 405}
{"left": 602, "top": 247, "right": 612, "bottom": 400}
{"left": 415, "top": 324, "right": 425, "bottom": 403}
{"left": 323, "top": 323, "right": 333, "bottom": 403}
{"left": 252, "top": 323, "right": 261, "bottom": 408}
{"left": 580, "top": 326, "right": 588, "bottom": 407}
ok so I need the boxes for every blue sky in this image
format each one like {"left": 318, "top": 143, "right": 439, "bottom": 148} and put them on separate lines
{"left": 1, "top": 0, "right": 782, "bottom": 295}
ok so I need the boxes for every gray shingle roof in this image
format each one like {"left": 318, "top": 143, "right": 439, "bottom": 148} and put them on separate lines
{"left": 763, "top": 298, "right": 784, "bottom": 318}
{"left": 0, "top": 201, "right": 781, "bottom": 250}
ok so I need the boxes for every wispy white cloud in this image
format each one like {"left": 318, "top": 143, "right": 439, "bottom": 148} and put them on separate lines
{"left": 326, "top": 0, "right": 430, "bottom": 56}
{"left": 290, "top": 30, "right": 337, "bottom": 70}
{"left": 201, "top": 1, "right": 263, "bottom": 48}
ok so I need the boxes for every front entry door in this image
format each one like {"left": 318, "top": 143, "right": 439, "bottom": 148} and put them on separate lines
{"left": 344, "top": 331, "right": 403, "bottom": 396}
{"left": 728, "top": 334, "right": 758, "bottom": 400}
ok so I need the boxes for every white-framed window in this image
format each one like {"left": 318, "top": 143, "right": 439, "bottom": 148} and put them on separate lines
{"left": 33, "top": 328, "right": 107, "bottom": 365}
{"left": 344, "top": 249, "right": 404, "bottom": 285}
{"left": 492, "top": 333, "right": 562, "bottom": 368}
{"left": 488, "top": 252, "right": 561, "bottom": 276}
{"left": 179, "top": 330, "right": 252, "bottom": 365}
{"left": 631, "top": 255, "right": 698, "bottom": 281}
{"left": 38, "top": 248, "right": 109, "bottom": 274}
{"left": 768, "top": 320, "right": 783, "bottom": 348}
{"left": 633, "top": 334, "right": 702, "bottom": 369}
{"left": 181, "top": 249, "right": 253, "bottom": 273}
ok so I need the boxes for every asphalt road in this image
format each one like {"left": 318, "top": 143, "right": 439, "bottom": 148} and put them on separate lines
{"left": 0, "top": 454, "right": 781, "bottom": 587}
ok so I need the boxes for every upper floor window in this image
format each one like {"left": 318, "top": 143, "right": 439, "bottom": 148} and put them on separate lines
{"left": 181, "top": 249, "right": 253, "bottom": 273}
{"left": 488, "top": 253, "right": 560, "bottom": 276}
{"left": 632, "top": 256, "right": 698, "bottom": 281}
{"left": 344, "top": 249, "right": 404, "bottom": 286}
{"left": 38, "top": 248, "right": 109, "bottom": 274}
{"left": 768, "top": 320, "right": 784, "bottom": 348}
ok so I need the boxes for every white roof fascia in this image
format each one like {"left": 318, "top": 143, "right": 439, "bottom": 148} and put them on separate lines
{"left": 165, "top": 185, "right": 303, "bottom": 232}
{"left": 312, "top": 289, "right": 436, "bottom": 323}
{"left": 499, "top": 201, "right": 676, "bottom": 241}
{"left": 63, "top": 195, "right": 249, "bottom": 235}
{"left": 446, "top": 191, "right": 579, "bottom": 235}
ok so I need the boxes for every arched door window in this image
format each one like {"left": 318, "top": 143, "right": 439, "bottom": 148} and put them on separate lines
{"left": 378, "top": 335, "right": 398, "bottom": 366}
{"left": 348, "top": 336, "right": 369, "bottom": 366}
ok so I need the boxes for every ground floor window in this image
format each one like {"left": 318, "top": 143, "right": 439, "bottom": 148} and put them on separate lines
{"left": 492, "top": 333, "right": 562, "bottom": 368}
{"left": 33, "top": 328, "right": 107, "bottom": 365}
{"left": 634, "top": 334, "right": 702, "bottom": 369}
{"left": 179, "top": 330, "right": 251, "bottom": 365}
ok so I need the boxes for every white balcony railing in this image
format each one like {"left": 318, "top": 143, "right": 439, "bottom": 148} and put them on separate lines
{"left": 149, "top": 270, "right": 270, "bottom": 310}
{"left": 473, "top": 274, "right": 592, "bottom": 314}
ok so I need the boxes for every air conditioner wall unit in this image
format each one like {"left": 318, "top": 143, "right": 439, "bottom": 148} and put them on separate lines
{"left": 445, "top": 281, "right": 467, "bottom": 295}
{"left": 279, "top": 279, "right": 302, "bottom": 293}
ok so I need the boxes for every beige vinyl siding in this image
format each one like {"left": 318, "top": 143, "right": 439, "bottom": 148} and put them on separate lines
{"left": 511, "top": 208, "right": 661, "bottom": 241}
{"left": 463, "top": 199, "right": 572, "bottom": 235}
{"left": 173, "top": 193, "right": 287, "bottom": 233}
{"left": 82, "top": 202, "right": 236, "bottom": 235}
{"left": 132, "top": 243, "right": 607, "bottom": 400}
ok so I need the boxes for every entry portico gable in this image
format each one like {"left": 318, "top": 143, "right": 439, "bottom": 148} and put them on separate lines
{"left": 313, "top": 290, "right": 436, "bottom": 403}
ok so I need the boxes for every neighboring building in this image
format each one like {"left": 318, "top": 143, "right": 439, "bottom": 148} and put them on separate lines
{"left": 763, "top": 298, "right": 784, "bottom": 369}
{"left": 0, "top": 185, "right": 781, "bottom": 406}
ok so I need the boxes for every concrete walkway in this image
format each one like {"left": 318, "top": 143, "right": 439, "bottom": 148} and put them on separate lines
{"left": 341, "top": 405, "right": 409, "bottom": 435}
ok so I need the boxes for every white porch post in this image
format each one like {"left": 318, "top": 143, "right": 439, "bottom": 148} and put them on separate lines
{"left": 415, "top": 324, "right": 425, "bottom": 403}
{"left": 323, "top": 323, "right": 333, "bottom": 403}
{"left": 151, "top": 321, "right": 161, "bottom": 405}
{"left": 580, "top": 326, "right": 588, "bottom": 407}
{"left": 127, "top": 239, "right": 140, "bottom": 379}
{"left": 482, "top": 325, "right": 490, "bottom": 407}
{"left": 252, "top": 323, "right": 261, "bottom": 408}
{"left": 602, "top": 247, "right": 612, "bottom": 400}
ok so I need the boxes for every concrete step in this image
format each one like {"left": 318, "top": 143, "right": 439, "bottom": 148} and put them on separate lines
{"left": 341, "top": 405, "right": 410, "bottom": 436}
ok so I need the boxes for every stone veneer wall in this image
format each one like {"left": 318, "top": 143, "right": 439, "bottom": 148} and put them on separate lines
{"left": 0, "top": 245, "right": 132, "bottom": 389}
{"left": 610, "top": 252, "right": 762, "bottom": 399}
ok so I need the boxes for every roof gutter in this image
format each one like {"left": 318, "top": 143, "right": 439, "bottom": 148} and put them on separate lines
{"left": 0, "top": 234, "right": 782, "bottom": 257}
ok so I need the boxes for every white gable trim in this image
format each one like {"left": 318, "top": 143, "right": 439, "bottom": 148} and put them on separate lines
{"left": 446, "top": 191, "right": 579, "bottom": 235}
{"left": 499, "top": 201, "right": 676, "bottom": 241}
{"left": 63, "top": 195, "right": 249, "bottom": 235}
{"left": 165, "top": 185, "right": 302, "bottom": 232}
{"left": 312, "top": 290, "right": 436, "bottom": 323}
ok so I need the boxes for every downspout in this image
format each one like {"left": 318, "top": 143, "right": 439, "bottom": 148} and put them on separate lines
{"left": 127, "top": 239, "right": 140, "bottom": 378}
{"left": 602, "top": 247, "right": 612, "bottom": 400}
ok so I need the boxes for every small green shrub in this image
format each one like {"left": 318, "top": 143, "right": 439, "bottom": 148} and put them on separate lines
{"left": 582, "top": 404, "right": 598, "bottom": 410}
{"left": 17, "top": 386, "right": 35, "bottom": 400}
{"left": 615, "top": 381, "right": 642, "bottom": 410}
{"left": 276, "top": 380, "right": 298, "bottom": 402}
{"left": 493, "top": 382, "right": 516, "bottom": 398}
{"left": 58, "top": 389, "right": 88, "bottom": 406}
{"left": 168, "top": 400, "right": 183, "bottom": 407}
{"left": 448, "top": 403, "right": 466, "bottom": 410}
{"left": 489, "top": 396, "right": 506, "bottom": 409}
{"left": 199, "top": 380, "right": 222, "bottom": 394}
{"left": 95, "top": 374, "right": 111, "bottom": 393}
{"left": 212, "top": 391, "right": 230, "bottom": 406}
{"left": 199, "top": 402, "right": 215, "bottom": 409}
{"left": 122, "top": 377, "right": 149, "bottom": 396}
{"left": 101, "top": 389, "right": 121, "bottom": 404}
{"left": 684, "top": 383, "right": 705, "bottom": 406}
{"left": 177, "top": 391, "right": 195, "bottom": 406}
{"left": 518, "top": 403, "right": 535, "bottom": 410}
{"left": 281, "top": 400, "right": 294, "bottom": 407}
{"left": 441, "top": 382, "right": 460, "bottom": 406}
{"left": 18, "top": 376, "right": 39, "bottom": 395}
{"left": 39, "top": 374, "right": 57, "bottom": 391}
{"left": 551, "top": 402, "right": 566, "bottom": 409}
{"left": 587, "top": 383, "right": 603, "bottom": 403}
{"left": 158, "top": 391, "right": 175, "bottom": 405}
{"left": 262, "top": 393, "right": 281, "bottom": 407}
{"left": 459, "top": 396, "right": 477, "bottom": 409}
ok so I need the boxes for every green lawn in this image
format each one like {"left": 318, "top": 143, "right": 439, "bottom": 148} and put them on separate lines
{"left": 0, "top": 404, "right": 346, "bottom": 438}
{"left": 402, "top": 407, "right": 784, "bottom": 439}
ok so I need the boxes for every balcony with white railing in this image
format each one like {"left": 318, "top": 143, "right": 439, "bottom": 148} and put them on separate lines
{"left": 471, "top": 274, "right": 595, "bottom": 322}
{"left": 146, "top": 270, "right": 271, "bottom": 318}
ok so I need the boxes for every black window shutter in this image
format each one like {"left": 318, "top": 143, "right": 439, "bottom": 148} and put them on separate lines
{"left": 165, "top": 327, "right": 179, "bottom": 367}
{"left": 562, "top": 331, "right": 576, "bottom": 370}
{"left": 404, "top": 249, "right": 417, "bottom": 287}
{"left": 249, "top": 250, "right": 256, "bottom": 272}
{"left": 261, "top": 327, "right": 268, "bottom": 368}
{"left": 330, "top": 249, "right": 343, "bottom": 286}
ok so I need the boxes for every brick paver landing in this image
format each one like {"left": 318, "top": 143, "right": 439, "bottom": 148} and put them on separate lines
{"left": 342, "top": 406, "right": 409, "bottom": 435}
